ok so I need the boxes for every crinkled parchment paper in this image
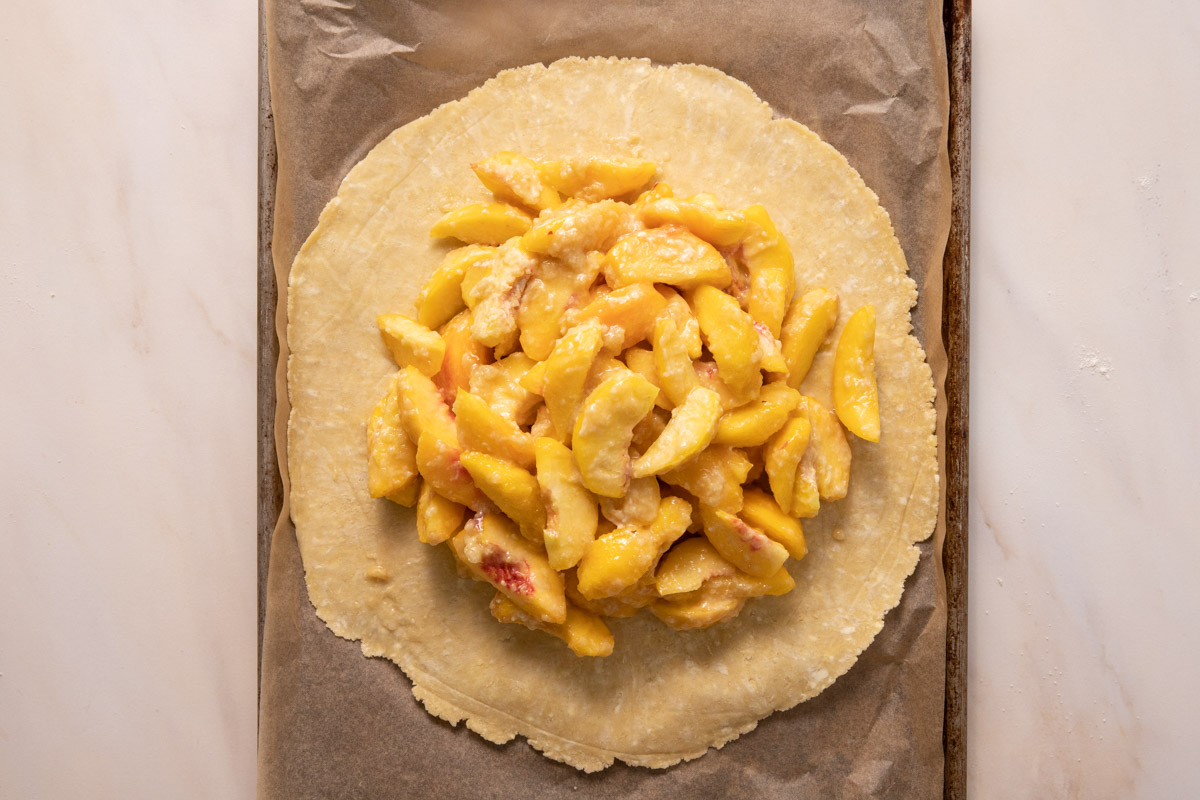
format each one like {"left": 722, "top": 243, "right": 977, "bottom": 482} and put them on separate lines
{"left": 260, "top": 1, "right": 950, "bottom": 797}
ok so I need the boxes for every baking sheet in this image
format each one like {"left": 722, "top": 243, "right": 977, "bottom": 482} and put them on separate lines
{"left": 258, "top": 1, "right": 958, "bottom": 796}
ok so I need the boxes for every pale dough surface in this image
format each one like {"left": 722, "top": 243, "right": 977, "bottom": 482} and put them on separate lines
{"left": 287, "top": 57, "right": 938, "bottom": 771}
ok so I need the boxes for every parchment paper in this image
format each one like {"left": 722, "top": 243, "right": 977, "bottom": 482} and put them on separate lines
{"left": 260, "top": 1, "right": 952, "bottom": 797}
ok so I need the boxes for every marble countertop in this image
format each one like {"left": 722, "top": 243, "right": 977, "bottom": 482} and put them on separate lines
{"left": 2, "top": 1, "right": 1197, "bottom": 797}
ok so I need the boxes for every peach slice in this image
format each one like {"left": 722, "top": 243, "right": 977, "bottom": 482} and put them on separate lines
{"left": 471, "top": 152, "right": 561, "bottom": 211}
{"left": 489, "top": 593, "right": 614, "bottom": 657}
{"left": 754, "top": 321, "right": 789, "bottom": 374}
{"left": 459, "top": 451, "right": 546, "bottom": 543}
{"left": 416, "top": 245, "right": 494, "bottom": 330}
{"left": 631, "top": 387, "right": 723, "bottom": 478}
{"left": 764, "top": 414, "right": 810, "bottom": 517}
{"left": 649, "top": 594, "right": 745, "bottom": 630}
{"left": 465, "top": 240, "right": 538, "bottom": 352}
{"left": 434, "top": 311, "right": 492, "bottom": 407}
{"left": 534, "top": 437, "right": 598, "bottom": 571}
{"left": 714, "top": 382, "right": 801, "bottom": 447}
{"left": 739, "top": 487, "right": 807, "bottom": 560}
{"left": 449, "top": 512, "right": 565, "bottom": 624}
{"left": 603, "top": 226, "right": 732, "bottom": 290}
{"left": 700, "top": 509, "right": 790, "bottom": 578}
{"left": 800, "top": 395, "right": 852, "bottom": 502}
{"left": 659, "top": 445, "right": 753, "bottom": 515}
{"left": 366, "top": 373, "right": 420, "bottom": 506}
{"left": 651, "top": 317, "right": 703, "bottom": 407}
{"left": 376, "top": 314, "right": 445, "bottom": 377}
{"left": 414, "top": 430, "right": 486, "bottom": 510}
{"left": 692, "top": 284, "right": 763, "bottom": 400}
{"left": 622, "top": 346, "right": 670, "bottom": 410}
{"left": 416, "top": 482, "right": 466, "bottom": 545}
{"left": 572, "top": 371, "right": 660, "bottom": 498}
{"left": 453, "top": 390, "right": 536, "bottom": 470}
{"left": 575, "top": 496, "right": 692, "bottom": 599}
{"left": 572, "top": 282, "right": 668, "bottom": 351}
{"left": 395, "top": 365, "right": 456, "bottom": 445}
{"left": 656, "top": 286, "right": 703, "bottom": 359}
{"left": 655, "top": 537, "right": 738, "bottom": 596}
{"left": 467, "top": 352, "right": 540, "bottom": 427}
{"left": 537, "top": 157, "right": 657, "bottom": 202}
{"left": 598, "top": 474, "right": 660, "bottom": 527}
{"left": 832, "top": 304, "right": 881, "bottom": 442}
{"left": 637, "top": 194, "right": 747, "bottom": 247}
{"left": 542, "top": 320, "right": 605, "bottom": 444}
{"left": 629, "top": 406, "right": 670, "bottom": 455}
{"left": 781, "top": 288, "right": 839, "bottom": 388}
{"left": 564, "top": 569, "right": 655, "bottom": 619}
{"left": 429, "top": 201, "right": 532, "bottom": 245}
{"left": 740, "top": 204, "right": 795, "bottom": 338}
{"left": 519, "top": 199, "right": 638, "bottom": 261}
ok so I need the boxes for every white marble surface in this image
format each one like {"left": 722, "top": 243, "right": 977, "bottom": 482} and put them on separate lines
{"left": 2, "top": 1, "right": 1198, "bottom": 798}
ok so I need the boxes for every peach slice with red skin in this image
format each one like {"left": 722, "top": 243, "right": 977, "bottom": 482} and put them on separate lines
{"left": 699, "top": 509, "right": 790, "bottom": 578}
{"left": 434, "top": 311, "right": 492, "bottom": 407}
{"left": 739, "top": 487, "right": 807, "bottom": 560}
{"left": 449, "top": 512, "right": 566, "bottom": 624}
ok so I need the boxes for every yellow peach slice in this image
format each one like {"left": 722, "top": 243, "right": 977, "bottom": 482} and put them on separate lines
{"left": 764, "top": 414, "right": 810, "bottom": 516}
{"left": 453, "top": 390, "right": 536, "bottom": 471}
{"left": 655, "top": 537, "right": 737, "bottom": 596}
{"left": 572, "top": 282, "right": 668, "bottom": 351}
{"left": 598, "top": 474, "right": 660, "bottom": 527}
{"left": 739, "top": 487, "right": 807, "bottom": 560}
{"left": 416, "top": 482, "right": 465, "bottom": 545}
{"left": 395, "top": 365, "right": 456, "bottom": 444}
{"left": 575, "top": 496, "right": 692, "bottom": 599}
{"left": 542, "top": 320, "right": 604, "bottom": 443}
{"left": 649, "top": 594, "right": 745, "bottom": 630}
{"left": 740, "top": 204, "right": 795, "bottom": 338}
{"left": 534, "top": 437, "right": 598, "bottom": 571}
{"left": 631, "top": 387, "right": 723, "bottom": 478}
{"left": 832, "top": 305, "right": 881, "bottom": 442}
{"left": 622, "top": 346, "right": 670, "bottom": 409}
{"left": 519, "top": 199, "right": 637, "bottom": 260}
{"left": 700, "top": 509, "right": 790, "bottom": 578}
{"left": 464, "top": 240, "right": 538, "bottom": 352}
{"left": 449, "top": 512, "right": 565, "bottom": 624}
{"left": 488, "top": 594, "right": 614, "bottom": 657}
{"left": 519, "top": 358, "right": 548, "bottom": 395}
{"left": 651, "top": 317, "right": 702, "bottom": 408}
{"left": 603, "top": 226, "right": 732, "bottom": 290}
{"left": 459, "top": 451, "right": 546, "bottom": 543}
{"left": 471, "top": 152, "right": 560, "bottom": 211}
{"left": 416, "top": 245, "right": 494, "bottom": 330}
{"left": 692, "top": 284, "right": 763, "bottom": 400}
{"left": 630, "top": 181, "right": 673, "bottom": 212}
{"left": 637, "top": 195, "right": 747, "bottom": 246}
{"left": 800, "top": 395, "right": 852, "bottom": 501}
{"left": 781, "top": 288, "right": 839, "bottom": 388}
{"left": 656, "top": 286, "right": 703, "bottom": 359}
{"left": 659, "top": 445, "right": 753, "bottom": 514}
{"left": 714, "top": 382, "right": 801, "bottom": 447}
{"left": 366, "top": 373, "right": 420, "bottom": 506}
{"left": 705, "top": 566, "right": 795, "bottom": 599}
{"left": 572, "top": 371, "right": 660, "bottom": 497}
{"left": 467, "top": 352, "right": 540, "bottom": 427}
{"left": 376, "top": 314, "right": 445, "bottom": 377}
{"left": 434, "top": 311, "right": 492, "bottom": 406}
{"left": 629, "top": 406, "right": 670, "bottom": 455}
{"left": 537, "top": 157, "right": 657, "bottom": 201}
{"left": 755, "top": 321, "right": 789, "bottom": 374}
{"left": 429, "top": 201, "right": 532, "bottom": 245}
{"left": 516, "top": 262, "right": 582, "bottom": 361}
{"left": 414, "top": 430, "right": 486, "bottom": 510}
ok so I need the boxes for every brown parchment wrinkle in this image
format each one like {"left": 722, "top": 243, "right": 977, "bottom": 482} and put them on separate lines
{"left": 261, "top": 2, "right": 951, "bottom": 797}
